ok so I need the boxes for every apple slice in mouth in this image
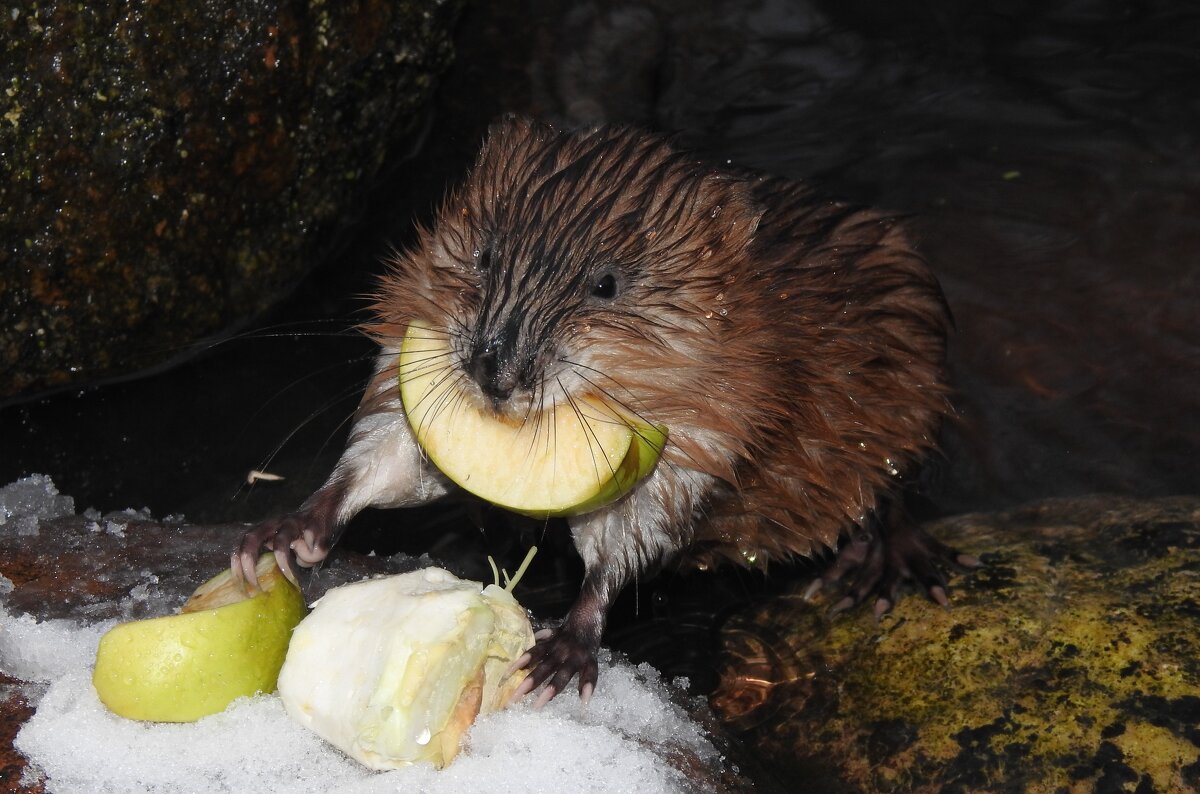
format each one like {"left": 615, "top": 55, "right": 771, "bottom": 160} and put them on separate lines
{"left": 398, "top": 320, "right": 667, "bottom": 518}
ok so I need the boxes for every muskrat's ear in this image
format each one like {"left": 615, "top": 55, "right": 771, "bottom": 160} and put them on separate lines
{"left": 479, "top": 115, "right": 553, "bottom": 156}
{"left": 698, "top": 173, "right": 767, "bottom": 253}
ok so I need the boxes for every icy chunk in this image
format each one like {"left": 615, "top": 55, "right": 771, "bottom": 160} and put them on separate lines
{"left": 0, "top": 475, "right": 75, "bottom": 529}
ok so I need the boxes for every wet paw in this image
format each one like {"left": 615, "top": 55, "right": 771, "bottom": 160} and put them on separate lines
{"left": 510, "top": 626, "right": 600, "bottom": 708}
{"left": 805, "top": 518, "right": 979, "bottom": 617}
{"left": 231, "top": 511, "right": 332, "bottom": 593}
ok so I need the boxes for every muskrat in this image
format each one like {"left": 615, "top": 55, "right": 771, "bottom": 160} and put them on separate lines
{"left": 234, "top": 116, "right": 972, "bottom": 704}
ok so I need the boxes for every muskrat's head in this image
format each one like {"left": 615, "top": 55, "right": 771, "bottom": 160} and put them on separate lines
{"left": 371, "top": 117, "right": 762, "bottom": 426}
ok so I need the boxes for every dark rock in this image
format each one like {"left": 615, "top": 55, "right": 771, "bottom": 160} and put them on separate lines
{"left": 0, "top": 0, "right": 463, "bottom": 400}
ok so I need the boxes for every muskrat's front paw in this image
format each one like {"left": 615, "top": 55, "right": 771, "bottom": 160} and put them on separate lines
{"left": 231, "top": 512, "right": 331, "bottom": 592}
{"left": 805, "top": 521, "right": 979, "bottom": 618}
{"left": 510, "top": 626, "right": 600, "bottom": 708}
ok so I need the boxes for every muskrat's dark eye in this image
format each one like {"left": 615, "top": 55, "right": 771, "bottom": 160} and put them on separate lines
{"left": 591, "top": 272, "right": 618, "bottom": 300}
{"left": 475, "top": 247, "right": 493, "bottom": 272}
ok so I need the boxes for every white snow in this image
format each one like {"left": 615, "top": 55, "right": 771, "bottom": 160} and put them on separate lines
{"left": 0, "top": 604, "right": 114, "bottom": 684}
{"left": 12, "top": 652, "right": 717, "bottom": 794}
{"left": 7, "top": 610, "right": 718, "bottom": 794}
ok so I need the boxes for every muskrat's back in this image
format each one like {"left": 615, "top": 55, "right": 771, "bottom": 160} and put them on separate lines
{"left": 690, "top": 177, "right": 952, "bottom": 567}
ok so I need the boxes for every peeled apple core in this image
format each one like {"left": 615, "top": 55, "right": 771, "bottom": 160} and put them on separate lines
{"left": 398, "top": 320, "right": 667, "bottom": 517}
{"left": 92, "top": 554, "right": 306, "bottom": 722}
{"left": 277, "top": 565, "right": 537, "bottom": 770}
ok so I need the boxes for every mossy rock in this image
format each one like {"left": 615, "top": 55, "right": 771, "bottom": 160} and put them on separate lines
{"left": 0, "top": 0, "right": 462, "bottom": 400}
{"left": 711, "top": 495, "right": 1200, "bottom": 793}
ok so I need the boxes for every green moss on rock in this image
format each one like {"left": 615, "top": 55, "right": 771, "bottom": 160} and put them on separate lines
{"left": 712, "top": 495, "right": 1200, "bottom": 793}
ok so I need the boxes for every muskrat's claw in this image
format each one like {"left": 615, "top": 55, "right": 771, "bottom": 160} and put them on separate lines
{"left": 509, "top": 626, "right": 600, "bottom": 708}
{"left": 806, "top": 525, "right": 885, "bottom": 614}
{"left": 231, "top": 511, "right": 332, "bottom": 593}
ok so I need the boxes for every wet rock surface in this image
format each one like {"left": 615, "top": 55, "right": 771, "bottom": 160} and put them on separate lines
{"left": 711, "top": 494, "right": 1200, "bottom": 793}
{"left": 0, "top": 513, "right": 419, "bottom": 624}
{"left": 0, "top": 0, "right": 462, "bottom": 400}
{"left": 0, "top": 672, "right": 39, "bottom": 793}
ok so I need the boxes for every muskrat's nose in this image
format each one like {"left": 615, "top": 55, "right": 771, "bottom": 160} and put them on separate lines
{"left": 470, "top": 347, "right": 510, "bottom": 401}
{"left": 469, "top": 321, "right": 521, "bottom": 404}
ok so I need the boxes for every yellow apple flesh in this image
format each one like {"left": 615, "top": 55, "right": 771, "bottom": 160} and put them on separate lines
{"left": 398, "top": 320, "right": 667, "bottom": 518}
{"left": 92, "top": 554, "right": 306, "bottom": 722}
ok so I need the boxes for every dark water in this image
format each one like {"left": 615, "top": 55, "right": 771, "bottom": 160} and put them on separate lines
{"left": 2, "top": 0, "right": 1198, "bottom": 788}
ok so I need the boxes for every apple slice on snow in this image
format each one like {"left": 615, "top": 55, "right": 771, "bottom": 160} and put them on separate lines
{"left": 92, "top": 554, "right": 306, "bottom": 722}
{"left": 398, "top": 320, "right": 667, "bottom": 517}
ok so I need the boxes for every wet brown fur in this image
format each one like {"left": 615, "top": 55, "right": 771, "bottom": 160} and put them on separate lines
{"left": 367, "top": 117, "right": 951, "bottom": 571}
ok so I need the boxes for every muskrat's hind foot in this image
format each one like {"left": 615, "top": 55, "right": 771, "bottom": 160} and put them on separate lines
{"left": 804, "top": 506, "right": 979, "bottom": 618}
